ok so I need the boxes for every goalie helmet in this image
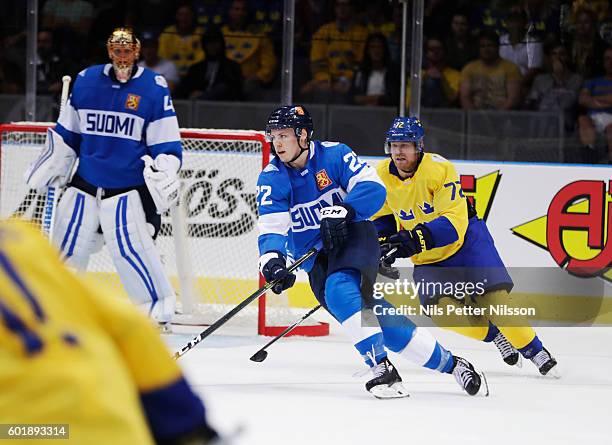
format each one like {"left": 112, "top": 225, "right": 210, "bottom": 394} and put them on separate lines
{"left": 265, "top": 105, "right": 314, "bottom": 158}
{"left": 384, "top": 116, "right": 425, "bottom": 154}
{"left": 107, "top": 27, "right": 141, "bottom": 83}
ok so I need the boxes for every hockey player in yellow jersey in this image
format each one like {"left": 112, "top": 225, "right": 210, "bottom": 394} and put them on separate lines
{"left": 372, "top": 117, "right": 559, "bottom": 376}
{"left": 0, "top": 218, "right": 219, "bottom": 444}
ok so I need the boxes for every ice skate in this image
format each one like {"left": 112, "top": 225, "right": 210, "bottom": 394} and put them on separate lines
{"left": 365, "top": 357, "right": 409, "bottom": 399}
{"left": 530, "top": 347, "right": 560, "bottom": 378}
{"left": 493, "top": 332, "right": 522, "bottom": 367}
{"left": 452, "top": 356, "right": 489, "bottom": 396}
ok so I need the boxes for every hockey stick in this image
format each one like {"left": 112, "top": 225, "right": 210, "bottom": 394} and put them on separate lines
{"left": 173, "top": 247, "right": 318, "bottom": 359}
{"left": 248, "top": 246, "right": 400, "bottom": 362}
{"left": 250, "top": 304, "right": 322, "bottom": 362}
{"left": 42, "top": 75, "right": 71, "bottom": 239}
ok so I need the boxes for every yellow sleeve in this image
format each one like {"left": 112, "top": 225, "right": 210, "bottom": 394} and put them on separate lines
{"left": 157, "top": 26, "right": 174, "bottom": 61}
{"left": 84, "top": 283, "right": 182, "bottom": 391}
{"left": 428, "top": 158, "right": 469, "bottom": 243}
{"left": 443, "top": 68, "right": 461, "bottom": 103}
{"left": 459, "top": 61, "right": 474, "bottom": 84}
{"left": 310, "top": 25, "right": 331, "bottom": 82}
{"left": 256, "top": 35, "right": 277, "bottom": 83}
{"left": 504, "top": 60, "right": 522, "bottom": 82}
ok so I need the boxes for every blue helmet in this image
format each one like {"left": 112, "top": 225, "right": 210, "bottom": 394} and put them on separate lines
{"left": 385, "top": 117, "right": 425, "bottom": 154}
{"left": 265, "top": 105, "right": 314, "bottom": 155}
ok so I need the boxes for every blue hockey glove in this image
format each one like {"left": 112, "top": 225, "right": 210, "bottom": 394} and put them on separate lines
{"left": 259, "top": 251, "right": 296, "bottom": 295}
{"left": 319, "top": 203, "right": 356, "bottom": 252}
{"left": 381, "top": 225, "right": 434, "bottom": 265}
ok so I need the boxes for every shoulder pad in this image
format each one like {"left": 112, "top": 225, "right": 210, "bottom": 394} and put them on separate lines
{"left": 430, "top": 153, "right": 448, "bottom": 163}
{"left": 320, "top": 141, "right": 340, "bottom": 147}
{"left": 154, "top": 75, "right": 168, "bottom": 88}
{"left": 262, "top": 163, "right": 279, "bottom": 173}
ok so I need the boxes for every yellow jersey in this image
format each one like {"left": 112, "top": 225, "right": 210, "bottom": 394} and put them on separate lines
{"left": 0, "top": 219, "right": 204, "bottom": 444}
{"left": 372, "top": 153, "right": 469, "bottom": 264}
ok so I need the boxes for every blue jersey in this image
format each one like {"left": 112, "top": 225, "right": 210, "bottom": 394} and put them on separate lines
{"left": 55, "top": 64, "right": 182, "bottom": 188}
{"left": 256, "top": 140, "right": 386, "bottom": 272}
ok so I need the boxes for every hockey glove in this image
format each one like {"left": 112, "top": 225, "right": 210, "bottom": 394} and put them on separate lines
{"left": 319, "top": 203, "right": 356, "bottom": 252}
{"left": 25, "top": 128, "right": 77, "bottom": 191}
{"left": 259, "top": 251, "right": 296, "bottom": 295}
{"left": 381, "top": 225, "right": 434, "bottom": 265}
{"left": 142, "top": 154, "right": 181, "bottom": 214}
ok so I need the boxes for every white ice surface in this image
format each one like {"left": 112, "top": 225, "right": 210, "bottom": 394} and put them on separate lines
{"left": 166, "top": 322, "right": 612, "bottom": 445}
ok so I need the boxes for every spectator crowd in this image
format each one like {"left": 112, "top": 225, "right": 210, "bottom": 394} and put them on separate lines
{"left": 0, "top": 0, "right": 611, "bottom": 162}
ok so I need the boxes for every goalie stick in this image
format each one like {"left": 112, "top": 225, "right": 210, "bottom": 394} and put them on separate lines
{"left": 42, "top": 75, "right": 71, "bottom": 239}
{"left": 248, "top": 247, "right": 399, "bottom": 362}
{"left": 173, "top": 247, "right": 318, "bottom": 359}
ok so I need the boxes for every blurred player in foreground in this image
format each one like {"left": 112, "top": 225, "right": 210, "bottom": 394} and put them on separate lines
{"left": 25, "top": 28, "right": 181, "bottom": 330}
{"left": 256, "top": 105, "right": 488, "bottom": 398}
{"left": 0, "top": 218, "right": 219, "bottom": 444}
{"left": 373, "top": 117, "right": 559, "bottom": 376}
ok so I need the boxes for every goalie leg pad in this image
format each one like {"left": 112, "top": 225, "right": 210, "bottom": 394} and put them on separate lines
{"left": 99, "top": 190, "right": 175, "bottom": 322}
{"left": 52, "top": 187, "right": 102, "bottom": 270}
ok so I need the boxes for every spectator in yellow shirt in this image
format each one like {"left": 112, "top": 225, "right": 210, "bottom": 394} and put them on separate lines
{"left": 158, "top": 4, "right": 205, "bottom": 79}
{"left": 460, "top": 30, "right": 523, "bottom": 110}
{"left": 301, "top": 0, "right": 368, "bottom": 103}
{"left": 222, "top": 0, "right": 278, "bottom": 99}
{"left": 406, "top": 37, "right": 461, "bottom": 108}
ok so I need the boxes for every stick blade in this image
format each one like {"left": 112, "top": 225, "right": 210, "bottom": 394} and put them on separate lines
{"left": 250, "top": 350, "right": 268, "bottom": 362}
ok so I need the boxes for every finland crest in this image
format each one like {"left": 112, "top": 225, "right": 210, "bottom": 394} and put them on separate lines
{"left": 125, "top": 93, "right": 141, "bottom": 111}
{"left": 315, "top": 169, "right": 332, "bottom": 191}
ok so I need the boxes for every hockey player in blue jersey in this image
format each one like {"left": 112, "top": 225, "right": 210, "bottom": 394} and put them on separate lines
{"left": 256, "top": 105, "right": 488, "bottom": 398}
{"left": 25, "top": 28, "right": 181, "bottom": 330}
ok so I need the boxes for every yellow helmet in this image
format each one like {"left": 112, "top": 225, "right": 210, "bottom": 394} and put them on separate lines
{"left": 106, "top": 28, "right": 141, "bottom": 82}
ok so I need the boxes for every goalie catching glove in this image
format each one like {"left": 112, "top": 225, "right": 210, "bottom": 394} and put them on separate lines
{"left": 259, "top": 251, "right": 296, "bottom": 295}
{"left": 25, "top": 127, "right": 77, "bottom": 191}
{"left": 381, "top": 224, "right": 434, "bottom": 265}
{"left": 142, "top": 154, "right": 181, "bottom": 214}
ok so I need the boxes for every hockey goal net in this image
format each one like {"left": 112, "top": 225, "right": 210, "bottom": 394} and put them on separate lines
{"left": 0, "top": 122, "right": 328, "bottom": 337}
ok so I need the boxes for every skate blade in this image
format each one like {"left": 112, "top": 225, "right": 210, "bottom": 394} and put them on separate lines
{"left": 369, "top": 382, "right": 410, "bottom": 399}
{"left": 477, "top": 372, "right": 490, "bottom": 397}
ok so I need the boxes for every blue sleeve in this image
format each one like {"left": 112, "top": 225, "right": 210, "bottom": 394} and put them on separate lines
{"left": 140, "top": 377, "right": 208, "bottom": 443}
{"left": 372, "top": 214, "right": 397, "bottom": 237}
{"left": 146, "top": 76, "right": 182, "bottom": 162}
{"left": 256, "top": 167, "right": 290, "bottom": 257}
{"left": 424, "top": 216, "right": 459, "bottom": 247}
{"left": 54, "top": 85, "right": 82, "bottom": 154}
{"left": 333, "top": 144, "right": 387, "bottom": 220}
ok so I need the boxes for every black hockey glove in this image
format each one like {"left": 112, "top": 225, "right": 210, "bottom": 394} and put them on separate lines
{"left": 377, "top": 235, "right": 400, "bottom": 279}
{"left": 381, "top": 225, "right": 434, "bottom": 265}
{"left": 319, "top": 203, "right": 356, "bottom": 252}
{"left": 260, "top": 251, "right": 296, "bottom": 295}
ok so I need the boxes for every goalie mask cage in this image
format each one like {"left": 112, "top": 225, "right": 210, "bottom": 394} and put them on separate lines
{"left": 0, "top": 122, "right": 328, "bottom": 337}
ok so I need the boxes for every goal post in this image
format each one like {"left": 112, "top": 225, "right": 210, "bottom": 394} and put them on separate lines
{"left": 0, "top": 122, "right": 329, "bottom": 337}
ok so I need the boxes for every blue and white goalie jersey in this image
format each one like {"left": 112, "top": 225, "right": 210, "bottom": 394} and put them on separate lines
{"left": 256, "top": 140, "right": 386, "bottom": 272}
{"left": 55, "top": 64, "right": 182, "bottom": 188}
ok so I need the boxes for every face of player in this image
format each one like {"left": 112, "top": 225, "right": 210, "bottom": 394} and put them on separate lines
{"left": 109, "top": 46, "right": 138, "bottom": 82}
{"left": 269, "top": 128, "right": 307, "bottom": 165}
{"left": 390, "top": 141, "right": 420, "bottom": 176}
